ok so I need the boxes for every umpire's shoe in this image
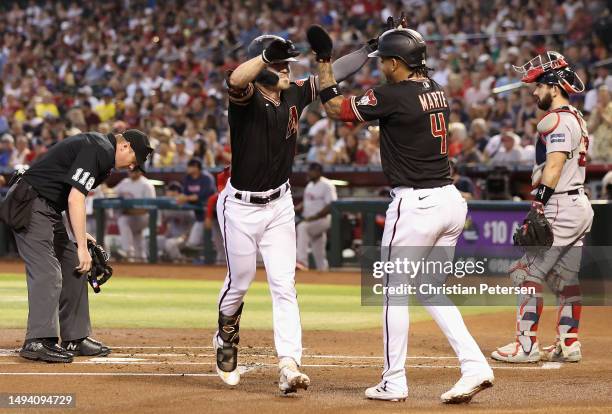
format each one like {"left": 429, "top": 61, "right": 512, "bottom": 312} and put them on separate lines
{"left": 20, "top": 338, "right": 73, "bottom": 363}
{"left": 61, "top": 337, "right": 111, "bottom": 357}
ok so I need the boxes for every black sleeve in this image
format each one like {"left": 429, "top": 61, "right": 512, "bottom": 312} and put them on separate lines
{"left": 63, "top": 147, "right": 101, "bottom": 195}
{"left": 350, "top": 85, "right": 395, "bottom": 122}
{"left": 226, "top": 70, "right": 255, "bottom": 106}
{"left": 293, "top": 76, "right": 317, "bottom": 112}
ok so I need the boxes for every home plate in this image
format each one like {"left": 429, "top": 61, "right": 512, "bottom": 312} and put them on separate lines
{"left": 86, "top": 357, "right": 148, "bottom": 363}
{"left": 541, "top": 362, "right": 562, "bottom": 369}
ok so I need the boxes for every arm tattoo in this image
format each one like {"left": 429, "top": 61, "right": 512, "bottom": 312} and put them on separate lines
{"left": 317, "top": 61, "right": 343, "bottom": 118}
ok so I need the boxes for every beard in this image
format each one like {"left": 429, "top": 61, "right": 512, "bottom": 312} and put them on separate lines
{"left": 536, "top": 92, "right": 552, "bottom": 111}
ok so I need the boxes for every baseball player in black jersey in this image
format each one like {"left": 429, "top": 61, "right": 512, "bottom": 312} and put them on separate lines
{"left": 309, "top": 26, "right": 493, "bottom": 403}
{"left": 0, "top": 130, "right": 152, "bottom": 363}
{"left": 213, "top": 34, "right": 376, "bottom": 393}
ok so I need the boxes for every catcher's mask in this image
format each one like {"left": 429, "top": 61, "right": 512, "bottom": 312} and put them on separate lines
{"left": 513, "top": 51, "right": 584, "bottom": 94}
{"left": 247, "top": 34, "right": 296, "bottom": 87}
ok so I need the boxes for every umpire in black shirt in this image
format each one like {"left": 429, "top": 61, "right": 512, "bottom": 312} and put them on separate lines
{"left": 1, "top": 129, "right": 152, "bottom": 362}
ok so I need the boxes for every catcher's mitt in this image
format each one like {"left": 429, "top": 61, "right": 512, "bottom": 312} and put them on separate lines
{"left": 513, "top": 202, "right": 554, "bottom": 250}
{"left": 87, "top": 240, "right": 113, "bottom": 293}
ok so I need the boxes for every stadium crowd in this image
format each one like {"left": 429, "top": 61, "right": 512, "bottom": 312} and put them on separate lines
{"left": 0, "top": 0, "right": 610, "bottom": 263}
{"left": 0, "top": 0, "right": 610, "bottom": 173}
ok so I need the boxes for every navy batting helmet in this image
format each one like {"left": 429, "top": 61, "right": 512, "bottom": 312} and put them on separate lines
{"left": 247, "top": 35, "right": 299, "bottom": 62}
{"left": 368, "top": 28, "right": 427, "bottom": 68}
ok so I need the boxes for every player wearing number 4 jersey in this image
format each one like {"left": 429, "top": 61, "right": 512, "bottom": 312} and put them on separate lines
{"left": 309, "top": 25, "right": 493, "bottom": 404}
{"left": 492, "top": 51, "right": 593, "bottom": 364}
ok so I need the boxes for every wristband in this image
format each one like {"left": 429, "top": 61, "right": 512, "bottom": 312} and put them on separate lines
{"left": 319, "top": 85, "right": 340, "bottom": 104}
{"left": 534, "top": 184, "right": 554, "bottom": 205}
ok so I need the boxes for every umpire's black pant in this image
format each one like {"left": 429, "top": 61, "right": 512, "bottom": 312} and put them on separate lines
{"left": 14, "top": 196, "right": 91, "bottom": 341}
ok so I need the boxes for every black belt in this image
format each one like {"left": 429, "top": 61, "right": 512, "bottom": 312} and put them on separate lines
{"left": 235, "top": 183, "right": 289, "bottom": 205}
{"left": 555, "top": 188, "right": 580, "bottom": 196}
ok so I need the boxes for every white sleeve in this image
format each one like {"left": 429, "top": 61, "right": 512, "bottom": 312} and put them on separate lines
{"left": 146, "top": 182, "right": 156, "bottom": 198}
{"left": 324, "top": 181, "right": 337, "bottom": 204}
{"left": 544, "top": 114, "right": 574, "bottom": 154}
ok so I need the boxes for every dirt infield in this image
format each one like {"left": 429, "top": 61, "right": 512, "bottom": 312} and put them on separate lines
{"left": 1, "top": 262, "right": 611, "bottom": 413}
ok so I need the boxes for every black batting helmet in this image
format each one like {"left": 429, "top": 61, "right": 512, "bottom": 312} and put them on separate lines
{"left": 368, "top": 28, "right": 427, "bottom": 68}
{"left": 247, "top": 34, "right": 297, "bottom": 86}
{"left": 247, "top": 35, "right": 298, "bottom": 62}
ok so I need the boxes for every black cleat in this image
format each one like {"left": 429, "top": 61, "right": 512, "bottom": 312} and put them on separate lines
{"left": 20, "top": 339, "right": 73, "bottom": 363}
{"left": 61, "top": 337, "right": 111, "bottom": 357}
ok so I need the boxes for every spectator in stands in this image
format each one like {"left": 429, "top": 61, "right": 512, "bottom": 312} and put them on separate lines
{"left": 153, "top": 141, "right": 175, "bottom": 168}
{"left": 469, "top": 118, "right": 490, "bottom": 153}
{"left": 25, "top": 138, "right": 46, "bottom": 165}
{"left": 519, "top": 134, "right": 536, "bottom": 165}
{"left": 295, "top": 163, "right": 337, "bottom": 271}
{"left": 0, "top": 134, "right": 15, "bottom": 168}
{"left": 34, "top": 91, "right": 59, "bottom": 119}
{"left": 193, "top": 138, "right": 216, "bottom": 168}
{"left": 306, "top": 130, "right": 326, "bottom": 163}
{"left": 10, "top": 135, "right": 30, "bottom": 168}
{"left": 448, "top": 122, "right": 467, "bottom": 158}
{"left": 177, "top": 159, "right": 215, "bottom": 249}
{"left": 584, "top": 68, "right": 612, "bottom": 113}
{"left": 515, "top": 93, "right": 538, "bottom": 134}
{"left": 488, "top": 96, "right": 515, "bottom": 133}
{"left": 590, "top": 101, "right": 612, "bottom": 162}
{"left": 113, "top": 170, "right": 156, "bottom": 262}
{"left": 159, "top": 182, "right": 194, "bottom": 262}
{"left": 450, "top": 160, "right": 476, "bottom": 200}
{"left": 82, "top": 101, "right": 102, "bottom": 131}
{"left": 456, "top": 136, "right": 483, "bottom": 165}
{"left": 490, "top": 132, "right": 523, "bottom": 166}
{"left": 363, "top": 126, "right": 381, "bottom": 165}
{"left": 172, "top": 138, "right": 192, "bottom": 168}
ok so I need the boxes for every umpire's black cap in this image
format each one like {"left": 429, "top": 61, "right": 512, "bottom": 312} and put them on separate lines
{"left": 247, "top": 34, "right": 299, "bottom": 62}
{"left": 123, "top": 129, "right": 153, "bottom": 172}
{"left": 368, "top": 28, "right": 427, "bottom": 68}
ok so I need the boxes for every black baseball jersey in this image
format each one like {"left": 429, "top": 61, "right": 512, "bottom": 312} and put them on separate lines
{"left": 349, "top": 79, "right": 452, "bottom": 189}
{"left": 23, "top": 132, "right": 116, "bottom": 211}
{"left": 227, "top": 75, "right": 317, "bottom": 192}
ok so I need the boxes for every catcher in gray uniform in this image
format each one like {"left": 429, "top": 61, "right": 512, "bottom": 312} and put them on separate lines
{"left": 491, "top": 51, "right": 593, "bottom": 364}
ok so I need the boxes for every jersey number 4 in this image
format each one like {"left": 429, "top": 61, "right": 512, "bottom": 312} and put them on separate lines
{"left": 72, "top": 168, "right": 95, "bottom": 191}
{"left": 430, "top": 113, "right": 447, "bottom": 154}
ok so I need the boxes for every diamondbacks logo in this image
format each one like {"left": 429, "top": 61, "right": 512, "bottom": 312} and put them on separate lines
{"left": 286, "top": 105, "right": 298, "bottom": 139}
{"left": 357, "top": 89, "right": 377, "bottom": 106}
{"left": 294, "top": 78, "right": 306, "bottom": 86}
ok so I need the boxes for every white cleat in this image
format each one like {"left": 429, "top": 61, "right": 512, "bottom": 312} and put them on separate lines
{"left": 542, "top": 340, "right": 582, "bottom": 362}
{"left": 213, "top": 332, "right": 240, "bottom": 386}
{"left": 491, "top": 341, "right": 541, "bottom": 363}
{"left": 365, "top": 382, "right": 408, "bottom": 402}
{"left": 441, "top": 373, "right": 494, "bottom": 404}
{"left": 278, "top": 357, "right": 310, "bottom": 394}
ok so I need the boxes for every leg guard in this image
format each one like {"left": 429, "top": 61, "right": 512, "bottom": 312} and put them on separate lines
{"left": 544, "top": 256, "right": 582, "bottom": 349}
{"left": 216, "top": 303, "right": 244, "bottom": 372}
{"left": 509, "top": 258, "right": 544, "bottom": 353}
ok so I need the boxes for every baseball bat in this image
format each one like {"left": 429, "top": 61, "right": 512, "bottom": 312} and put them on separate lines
{"left": 492, "top": 81, "right": 524, "bottom": 94}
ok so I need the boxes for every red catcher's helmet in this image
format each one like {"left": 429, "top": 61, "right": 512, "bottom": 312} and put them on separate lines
{"left": 513, "top": 51, "right": 585, "bottom": 94}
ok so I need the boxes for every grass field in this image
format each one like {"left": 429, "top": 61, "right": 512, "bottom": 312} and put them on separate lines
{"left": 0, "top": 273, "right": 511, "bottom": 330}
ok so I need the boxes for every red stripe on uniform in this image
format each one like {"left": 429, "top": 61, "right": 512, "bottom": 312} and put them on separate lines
{"left": 340, "top": 98, "right": 358, "bottom": 122}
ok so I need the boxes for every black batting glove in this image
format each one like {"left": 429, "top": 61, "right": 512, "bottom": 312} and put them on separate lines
{"left": 307, "top": 25, "right": 333, "bottom": 62}
{"left": 262, "top": 39, "right": 299, "bottom": 64}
